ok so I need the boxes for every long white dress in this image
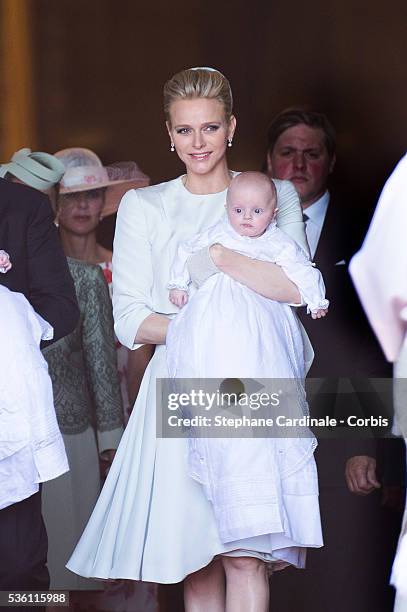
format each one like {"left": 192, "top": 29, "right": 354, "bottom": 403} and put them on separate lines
{"left": 67, "top": 176, "right": 321, "bottom": 584}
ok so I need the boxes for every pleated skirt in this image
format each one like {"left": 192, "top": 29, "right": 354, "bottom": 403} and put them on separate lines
{"left": 67, "top": 346, "right": 322, "bottom": 584}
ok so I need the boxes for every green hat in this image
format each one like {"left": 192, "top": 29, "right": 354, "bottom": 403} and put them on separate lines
{"left": 0, "top": 148, "right": 65, "bottom": 190}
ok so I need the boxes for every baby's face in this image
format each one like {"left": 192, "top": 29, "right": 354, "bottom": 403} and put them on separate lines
{"left": 226, "top": 183, "right": 277, "bottom": 238}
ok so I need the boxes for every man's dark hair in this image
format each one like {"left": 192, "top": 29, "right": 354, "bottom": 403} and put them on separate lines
{"left": 265, "top": 108, "right": 336, "bottom": 160}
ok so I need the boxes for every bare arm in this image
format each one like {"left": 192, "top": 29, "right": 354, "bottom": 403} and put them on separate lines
{"left": 209, "top": 244, "right": 301, "bottom": 303}
{"left": 134, "top": 312, "right": 170, "bottom": 345}
{"left": 127, "top": 344, "right": 155, "bottom": 405}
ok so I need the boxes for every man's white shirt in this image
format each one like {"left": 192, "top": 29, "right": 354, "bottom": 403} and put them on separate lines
{"left": 303, "top": 191, "right": 329, "bottom": 259}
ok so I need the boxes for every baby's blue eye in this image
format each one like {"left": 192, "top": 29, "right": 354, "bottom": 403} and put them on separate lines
{"left": 254, "top": 208, "right": 262, "bottom": 214}
{"left": 235, "top": 208, "right": 242, "bottom": 214}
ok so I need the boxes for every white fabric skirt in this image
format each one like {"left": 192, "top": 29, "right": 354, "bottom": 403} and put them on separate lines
{"left": 67, "top": 346, "right": 322, "bottom": 584}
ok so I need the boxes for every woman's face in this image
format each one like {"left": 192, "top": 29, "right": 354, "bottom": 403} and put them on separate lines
{"left": 57, "top": 188, "right": 105, "bottom": 235}
{"left": 167, "top": 97, "right": 235, "bottom": 178}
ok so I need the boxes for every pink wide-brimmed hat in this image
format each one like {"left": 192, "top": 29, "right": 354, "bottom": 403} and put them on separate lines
{"left": 55, "top": 148, "right": 150, "bottom": 218}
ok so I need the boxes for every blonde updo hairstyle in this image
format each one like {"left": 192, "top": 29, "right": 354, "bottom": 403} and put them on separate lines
{"left": 163, "top": 67, "right": 233, "bottom": 126}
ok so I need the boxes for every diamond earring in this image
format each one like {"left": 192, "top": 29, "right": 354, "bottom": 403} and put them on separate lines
{"left": 170, "top": 142, "right": 175, "bottom": 152}
{"left": 227, "top": 138, "right": 233, "bottom": 148}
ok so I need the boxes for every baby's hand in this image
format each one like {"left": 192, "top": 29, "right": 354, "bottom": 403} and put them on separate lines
{"left": 169, "top": 289, "right": 188, "bottom": 308}
{"left": 311, "top": 307, "right": 328, "bottom": 320}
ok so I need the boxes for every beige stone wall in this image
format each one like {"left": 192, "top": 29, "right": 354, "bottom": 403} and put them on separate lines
{"left": 0, "top": 0, "right": 37, "bottom": 160}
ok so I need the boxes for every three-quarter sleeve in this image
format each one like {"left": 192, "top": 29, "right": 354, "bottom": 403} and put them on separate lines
{"left": 273, "top": 179, "right": 310, "bottom": 257}
{"left": 112, "top": 190, "right": 154, "bottom": 350}
{"left": 82, "top": 266, "right": 123, "bottom": 455}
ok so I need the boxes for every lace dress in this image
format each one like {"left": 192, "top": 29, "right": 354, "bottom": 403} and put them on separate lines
{"left": 42, "top": 258, "right": 123, "bottom": 589}
{"left": 99, "top": 261, "right": 132, "bottom": 423}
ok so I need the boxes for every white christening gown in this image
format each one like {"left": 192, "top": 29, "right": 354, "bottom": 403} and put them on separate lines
{"left": 166, "top": 215, "right": 327, "bottom": 546}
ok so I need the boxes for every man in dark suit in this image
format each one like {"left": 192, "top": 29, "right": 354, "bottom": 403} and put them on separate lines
{"left": 0, "top": 177, "right": 78, "bottom": 342}
{"left": 0, "top": 176, "right": 79, "bottom": 594}
{"left": 265, "top": 108, "right": 388, "bottom": 485}
{"left": 264, "top": 109, "right": 402, "bottom": 611}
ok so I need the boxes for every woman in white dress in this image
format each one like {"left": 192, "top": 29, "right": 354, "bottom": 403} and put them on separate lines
{"left": 67, "top": 67, "right": 314, "bottom": 611}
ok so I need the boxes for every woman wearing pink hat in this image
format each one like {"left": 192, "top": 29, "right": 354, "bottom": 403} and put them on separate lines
{"left": 54, "top": 148, "right": 151, "bottom": 421}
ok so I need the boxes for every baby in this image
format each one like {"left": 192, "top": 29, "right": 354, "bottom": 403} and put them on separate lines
{"left": 168, "top": 171, "right": 328, "bottom": 319}
{"left": 165, "top": 172, "right": 327, "bottom": 550}
{"left": 166, "top": 172, "right": 329, "bottom": 548}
